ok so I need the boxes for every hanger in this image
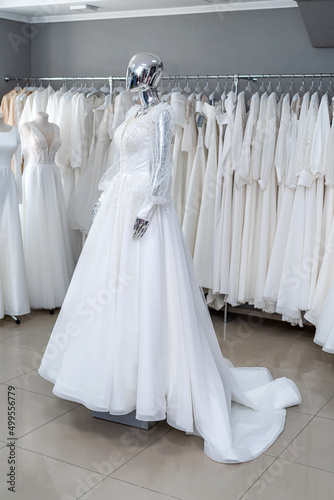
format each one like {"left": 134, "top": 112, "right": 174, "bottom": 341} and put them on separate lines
{"left": 309, "top": 76, "right": 315, "bottom": 94}
{"left": 31, "top": 78, "right": 38, "bottom": 91}
{"left": 183, "top": 76, "right": 192, "bottom": 95}
{"left": 171, "top": 77, "right": 178, "bottom": 92}
{"left": 276, "top": 75, "right": 283, "bottom": 96}
{"left": 317, "top": 76, "right": 324, "bottom": 97}
{"left": 220, "top": 77, "right": 228, "bottom": 101}
{"left": 174, "top": 77, "right": 183, "bottom": 93}
{"left": 209, "top": 77, "right": 221, "bottom": 104}
{"left": 99, "top": 79, "right": 110, "bottom": 95}
{"left": 61, "top": 78, "right": 68, "bottom": 91}
{"left": 15, "top": 78, "right": 21, "bottom": 91}
{"left": 298, "top": 75, "right": 306, "bottom": 96}
{"left": 327, "top": 75, "right": 333, "bottom": 100}
{"left": 194, "top": 77, "right": 202, "bottom": 94}
{"left": 157, "top": 79, "right": 165, "bottom": 93}
{"left": 38, "top": 78, "right": 44, "bottom": 92}
{"left": 203, "top": 77, "right": 211, "bottom": 96}
{"left": 289, "top": 76, "right": 295, "bottom": 96}
{"left": 245, "top": 76, "right": 252, "bottom": 94}
{"left": 70, "top": 78, "right": 79, "bottom": 92}
{"left": 259, "top": 76, "right": 266, "bottom": 95}
{"left": 116, "top": 80, "right": 125, "bottom": 93}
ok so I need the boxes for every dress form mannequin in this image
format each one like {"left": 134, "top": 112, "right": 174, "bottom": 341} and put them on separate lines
{"left": 31, "top": 112, "right": 54, "bottom": 148}
{"left": 0, "top": 113, "right": 12, "bottom": 132}
{"left": 126, "top": 52, "right": 169, "bottom": 239}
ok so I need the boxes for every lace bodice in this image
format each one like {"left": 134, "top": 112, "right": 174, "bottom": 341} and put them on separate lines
{"left": 21, "top": 122, "right": 61, "bottom": 165}
{"left": 98, "top": 102, "right": 175, "bottom": 222}
{"left": 114, "top": 105, "right": 153, "bottom": 175}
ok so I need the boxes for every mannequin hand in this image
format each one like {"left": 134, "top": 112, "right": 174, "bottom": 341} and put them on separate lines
{"left": 133, "top": 218, "right": 150, "bottom": 239}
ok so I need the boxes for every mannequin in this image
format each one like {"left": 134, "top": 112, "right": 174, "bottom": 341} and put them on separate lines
{"left": 0, "top": 112, "right": 12, "bottom": 132}
{"left": 0, "top": 111, "right": 30, "bottom": 319}
{"left": 38, "top": 54, "right": 301, "bottom": 465}
{"left": 31, "top": 112, "right": 54, "bottom": 149}
{"left": 126, "top": 52, "right": 170, "bottom": 239}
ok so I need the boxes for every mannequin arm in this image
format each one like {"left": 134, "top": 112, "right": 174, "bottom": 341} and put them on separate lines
{"left": 133, "top": 107, "right": 172, "bottom": 239}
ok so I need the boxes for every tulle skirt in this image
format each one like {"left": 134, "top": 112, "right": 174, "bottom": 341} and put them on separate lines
{"left": 313, "top": 282, "right": 334, "bottom": 353}
{"left": 0, "top": 167, "right": 30, "bottom": 318}
{"left": 67, "top": 139, "right": 111, "bottom": 235}
{"left": 39, "top": 170, "right": 301, "bottom": 463}
{"left": 21, "top": 162, "right": 74, "bottom": 309}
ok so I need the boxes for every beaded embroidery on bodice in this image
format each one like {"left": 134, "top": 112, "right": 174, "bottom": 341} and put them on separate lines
{"left": 24, "top": 122, "right": 61, "bottom": 164}
{"left": 114, "top": 106, "right": 152, "bottom": 174}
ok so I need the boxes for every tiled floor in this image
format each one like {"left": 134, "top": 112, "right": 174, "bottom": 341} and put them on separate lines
{"left": 0, "top": 310, "right": 333, "bottom": 499}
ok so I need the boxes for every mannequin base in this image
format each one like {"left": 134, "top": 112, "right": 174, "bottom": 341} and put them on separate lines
{"left": 92, "top": 410, "right": 158, "bottom": 430}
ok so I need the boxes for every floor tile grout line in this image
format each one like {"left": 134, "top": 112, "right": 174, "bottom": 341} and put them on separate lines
{"left": 313, "top": 394, "right": 334, "bottom": 418}
{"left": 108, "top": 427, "right": 173, "bottom": 476}
{"left": 16, "top": 420, "right": 170, "bottom": 477}
{"left": 240, "top": 407, "right": 332, "bottom": 500}
{"left": 76, "top": 475, "right": 182, "bottom": 500}
{"left": 277, "top": 456, "right": 334, "bottom": 475}
{"left": 0, "top": 342, "right": 45, "bottom": 354}
{"left": 13, "top": 444, "right": 110, "bottom": 477}
{"left": 13, "top": 404, "right": 80, "bottom": 441}
{"left": 0, "top": 379, "right": 79, "bottom": 402}
{"left": 276, "top": 412, "right": 318, "bottom": 460}
{"left": 0, "top": 321, "right": 55, "bottom": 340}
{"left": 0, "top": 368, "right": 37, "bottom": 384}
{"left": 238, "top": 455, "right": 277, "bottom": 500}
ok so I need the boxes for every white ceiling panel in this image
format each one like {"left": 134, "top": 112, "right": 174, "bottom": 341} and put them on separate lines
{"left": 0, "top": 0, "right": 297, "bottom": 24}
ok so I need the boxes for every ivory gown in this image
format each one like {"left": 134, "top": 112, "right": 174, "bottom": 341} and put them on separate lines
{"left": 182, "top": 100, "right": 207, "bottom": 257}
{"left": 20, "top": 122, "right": 74, "bottom": 309}
{"left": 39, "top": 102, "right": 301, "bottom": 464}
{"left": 0, "top": 127, "right": 30, "bottom": 318}
{"left": 193, "top": 101, "right": 219, "bottom": 289}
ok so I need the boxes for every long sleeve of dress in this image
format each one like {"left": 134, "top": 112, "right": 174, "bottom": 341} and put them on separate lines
{"left": 13, "top": 128, "right": 22, "bottom": 203}
{"left": 258, "top": 92, "right": 278, "bottom": 191}
{"left": 137, "top": 105, "right": 175, "bottom": 222}
{"left": 310, "top": 93, "right": 330, "bottom": 179}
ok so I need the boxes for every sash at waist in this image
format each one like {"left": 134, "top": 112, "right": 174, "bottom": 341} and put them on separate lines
{"left": 26, "top": 162, "right": 58, "bottom": 167}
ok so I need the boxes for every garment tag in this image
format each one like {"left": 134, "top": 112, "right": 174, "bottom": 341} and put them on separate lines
{"left": 196, "top": 115, "right": 205, "bottom": 128}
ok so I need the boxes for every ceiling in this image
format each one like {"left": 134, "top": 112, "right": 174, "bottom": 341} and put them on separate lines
{"left": 0, "top": 0, "right": 297, "bottom": 23}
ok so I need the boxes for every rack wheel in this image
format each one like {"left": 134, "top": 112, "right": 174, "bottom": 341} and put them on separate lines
{"left": 49, "top": 309, "right": 55, "bottom": 315}
{"left": 15, "top": 319, "right": 21, "bottom": 325}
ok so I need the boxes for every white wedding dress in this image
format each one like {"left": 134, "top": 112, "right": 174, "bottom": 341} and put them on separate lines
{"left": 20, "top": 122, "right": 75, "bottom": 309}
{"left": 39, "top": 102, "right": 301, "bottom": 464}
{"left": 0, "top": 127, "right": 30, "bottom": 318}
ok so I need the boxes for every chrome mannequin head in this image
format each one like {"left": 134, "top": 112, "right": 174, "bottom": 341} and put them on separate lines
{"left": 126, "top": 52, "right": 163, "bottom": 93}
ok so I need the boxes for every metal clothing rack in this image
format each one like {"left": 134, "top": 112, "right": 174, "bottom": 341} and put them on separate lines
{"left": 4, "top": 71, "right": 332, "bottom": 327}
{"left": 4, "top": 73, "right": 333, "bottom": 95}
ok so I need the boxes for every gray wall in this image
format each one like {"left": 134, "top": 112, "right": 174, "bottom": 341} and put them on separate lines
{"left": 30, "top": 8, "right": 334, "bottom": 90}
{"left": 0, "top": 18, "right": 31, "bottom": 98}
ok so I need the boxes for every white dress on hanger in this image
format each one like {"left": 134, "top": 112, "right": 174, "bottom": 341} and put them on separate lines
{"left": 238, "top": 92, "right": 268, "bottom": 304}
{"left": 38, "top": 102, "right": 302, "bottom": 464}
{"left": 0, "top": 127, "right": 30, "bottom": 318}
{"left": 209, "top": 92, "right": 237, "bottom": 304}
{"left": 182, "top": 101, "right": 207, "bottom": 256}
{"left": 227, "top": 91, "right": 247, "bottom": 306}
{"left": 263, "top": 93, "right": 300, "bottom": 308}
{"left": 238, "top": 92, "right": 260, "bottom": 304}
{"left": 254, "top": 92, "right": 279, "bottom": 311}
{"left": 181, "top": 93, "right": 197, "bottom": 206}
{"left": 20, "top": 122, "right": 74, "bottom": 309}
{"left": 67, "top": 102, "right": 113, "bottom": 235}
{"left": 305, "top": 103, "right": 334, "bottom": 327}
{"left": 193, "top": 101, "right": 219, "bottom": 288}
{"left": 170, "top": 92, "right": 187, "bottom": 225}
{"left": 307, "top": 94, "right": 330, "bottom": 310}
{"left": 276, "top": 92, "right": 317, "bottom": 326}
